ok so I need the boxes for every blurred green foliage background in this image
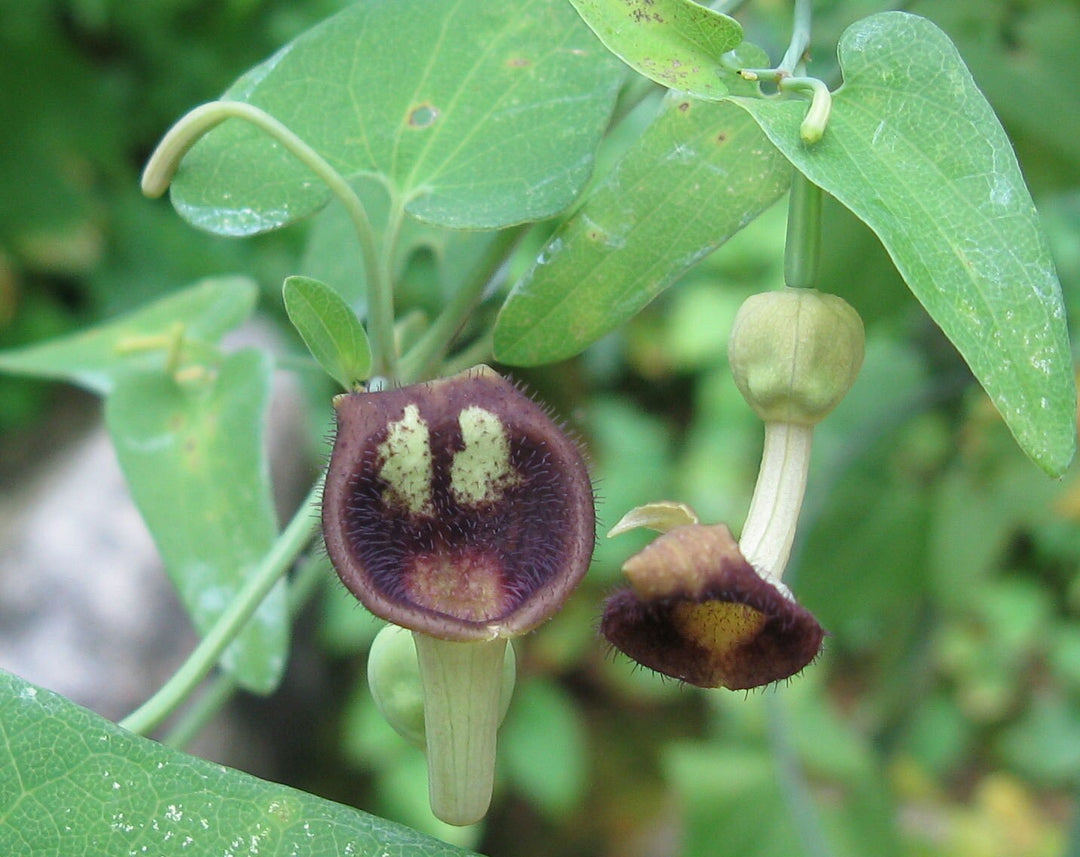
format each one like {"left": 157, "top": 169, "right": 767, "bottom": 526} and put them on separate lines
{"left": 2, "top": 1, "right": 1080, "bottom": 856}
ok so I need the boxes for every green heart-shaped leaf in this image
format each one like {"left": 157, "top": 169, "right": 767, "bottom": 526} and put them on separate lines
{"left": 284, "top": 275, "right": 371, "bottom": 390}
{"left": 170, "top": 0, "right": 624, "bottom": 234}
{"left": 568, "top": 0, "right": 743, "bottom": 98}
{"left": 732, "top": 12, "right": 1076, "bottom": 476}
{"left": 106, "top": 351, "right": 287, "bottom": 693}
{"left": 0, "top": 670, "right": 480, "bottom": 857}
{"left": 494, "top": 96, "right": 790, "bottom": 365}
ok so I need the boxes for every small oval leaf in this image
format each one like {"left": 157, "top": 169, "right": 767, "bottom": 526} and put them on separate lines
{"left": 283, "top": 275, "right": 371, "bottom": 389}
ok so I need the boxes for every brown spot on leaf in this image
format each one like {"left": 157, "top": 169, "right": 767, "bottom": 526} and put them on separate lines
{"left": 407, "top": 103, "right": 439, "bottom": 128}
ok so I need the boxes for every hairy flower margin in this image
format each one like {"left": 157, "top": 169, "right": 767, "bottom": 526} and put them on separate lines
{"left": 601, "top": 523, "right": 824, "bottom": 690}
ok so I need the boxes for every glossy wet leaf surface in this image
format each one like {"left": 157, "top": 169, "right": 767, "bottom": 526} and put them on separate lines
{"left": 105, "top": 350, "right": 287, "bottom": 693}
{"left": 0, "top": 277, "right": 257, "bottom": 394}
{"left": 568, "top": 0, "right": 743, "bottom": 98}
{"left": 284, "top": 275, "right": 371, "bottom": 390}
{"left": 732, "top": 12, "right": 1076, "bottom": 476}
{"left": 170, "top": 0, "right": 624, "bottom": 234}
{"left": 0, "top": 669, "right": 482, "bottom": 857}
{"left": 494, "top": 96, "right": 790, "bottom": 365}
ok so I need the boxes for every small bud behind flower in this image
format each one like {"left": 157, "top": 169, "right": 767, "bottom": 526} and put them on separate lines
{"left": 367, "top": 624, "right": 517, "bottom": 749}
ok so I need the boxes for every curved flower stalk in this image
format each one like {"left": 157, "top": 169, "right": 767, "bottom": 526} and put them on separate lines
{"left": 602, "top": 288, "right": 864, "bottom": 689}
{"left": 322, "top": 365, "right": 595, "bottom": 824}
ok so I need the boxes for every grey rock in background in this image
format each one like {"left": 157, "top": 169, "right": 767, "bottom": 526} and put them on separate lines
{"left": 0, "top": 420, "right": 194, "bottom": 721}
{"left": 0, "top": 324, "right": 317, "bottom": 768}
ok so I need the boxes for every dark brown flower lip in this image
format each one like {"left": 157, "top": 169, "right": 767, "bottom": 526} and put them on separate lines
{"left": 322, "top": 365, "right": 595, "bottom": 641}
{"left": 600, "top": 524, "right": 823, "bottom": 690}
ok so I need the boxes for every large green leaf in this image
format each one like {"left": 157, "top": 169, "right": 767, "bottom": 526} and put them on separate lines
{"left": 0, "top": 670, "right": 482, "bottom": 857}
{"left": 567, "top": 0, "right": 743, "bottom": 98}
{"left": 493, "top": 95, "right": 790, "bottom": 365}
{"left": 731, "top": 12, "right": 1076, "bottom": 476}
{"left": 105, "top": 350, "right": 287, "bottom": 694}
{"left": 0, "top": 276, "right": 257, "bottom": 394}
{"left": 170, "top": 0, "right": 624, "bottom": 234}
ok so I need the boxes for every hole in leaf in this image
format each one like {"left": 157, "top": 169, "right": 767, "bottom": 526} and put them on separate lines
{"left": 408, "top": 103, "right": 440, "bottom": 128}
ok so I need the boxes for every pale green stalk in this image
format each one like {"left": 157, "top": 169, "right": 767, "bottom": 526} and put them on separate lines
{"left": 120, "top": 478, "right": 323, "bottom": 736}
{"left": 160, "top": 551, "right": 329, "bottom": 749}
{"left": 412, "top": 634, "right": 508, "bottom": 826}
{"left": 738, "top": 422, "right": 813, "bottom": 589}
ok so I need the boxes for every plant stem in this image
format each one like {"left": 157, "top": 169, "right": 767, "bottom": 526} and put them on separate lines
{"left": 373, "top": 193, "right": 406, "bottom": 382}
{"left": 439, "top": 330, "right": 495, "bottom": 377}
{"left": 784, "top": 171, "right": 823, "bottom": 289}
{"left": 161, "top": 672, "right": 237, "bottom": 750}
{"left": 399, "top": 226, "right": 526, "bottom": 382}
{"left": 119, "top": 476, "right": 324, "bottom": 736}
{"left": 765, "top": 693, "right": 835, "bottom": 857}
{"left": 160, "top": 551, "right": 329, "bottom": 749}
{"left": 606, "top": 74, "right": 662, "bottom": 130}
{"left": 141, "top": 101, "right": 397, "bottom": 380}
{"left": 779, "top": 0, "right": 813, "bottom": 75}
{"left": 738, "top": 422, "right": 813, "bottom": 587}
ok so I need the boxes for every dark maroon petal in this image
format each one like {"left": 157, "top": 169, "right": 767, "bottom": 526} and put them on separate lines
{"left": 322, "top": 366, "right": 595, "bottom": 640}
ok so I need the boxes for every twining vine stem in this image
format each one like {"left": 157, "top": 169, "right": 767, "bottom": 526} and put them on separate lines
{"left": 160, "top": 551, "right": 328, "bottom": 749}
{"left": 141, "top": 101, "right": 398, "bottom": 380}
{"left": 119, "top": 477, "right": 324, "bottom": 736}
{"left": 779, "top": 0, "right": 813, "bottom": 75}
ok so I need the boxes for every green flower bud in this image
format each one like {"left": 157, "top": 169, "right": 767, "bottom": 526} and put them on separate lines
{"left": 728, "top": 288, "right": 865, "bottom": 425}
{"left": 367, "top": 624, "right": 516, "bottom": 750}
